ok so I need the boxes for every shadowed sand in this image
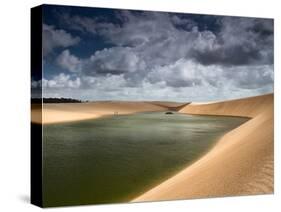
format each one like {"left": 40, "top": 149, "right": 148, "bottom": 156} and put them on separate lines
{"left": 31, "top": 101, "right": 171, "bottom": 124}
{"left": 133, "top": 93, "right": 273, "bottom": 202}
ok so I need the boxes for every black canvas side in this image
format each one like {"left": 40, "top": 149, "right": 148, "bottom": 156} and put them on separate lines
{"left": 31, "top": 5, "right": 43, "bottom": 208}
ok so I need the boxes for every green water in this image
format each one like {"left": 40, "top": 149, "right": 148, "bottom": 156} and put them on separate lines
{"left": 42, "top": 112, "right": 248, "bottom": 206}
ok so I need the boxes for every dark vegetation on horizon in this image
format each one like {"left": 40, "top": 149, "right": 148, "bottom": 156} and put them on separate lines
{"left": 31, "top": 98, "right": 86, "bottom": 104}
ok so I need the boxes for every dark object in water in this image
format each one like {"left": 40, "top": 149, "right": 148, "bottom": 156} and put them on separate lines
{"left": 165, "top": 111, "right": 174, "bottom": 115}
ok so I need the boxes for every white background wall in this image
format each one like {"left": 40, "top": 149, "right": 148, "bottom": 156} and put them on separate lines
{"left": 0, "top": 0, "right": 280, "bottom": 211}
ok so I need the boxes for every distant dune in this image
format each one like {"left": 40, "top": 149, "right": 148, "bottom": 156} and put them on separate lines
{"left": 147, "top": 101, "right": 188, "bottom": 108}
{"left": 148, "top": 101, "right": 190, "bottom": 111}
{"left": 31, "top": 101, "right": 168, "bottom": 124}
{"left": 133, "top": 93, "right": 273, "bottom": 202}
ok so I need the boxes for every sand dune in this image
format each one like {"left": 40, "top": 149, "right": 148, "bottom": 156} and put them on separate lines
{"left": 31, "top": 101, "right": 167, "bottom": 124}
{"left": 180, "top": 94, "right": 273, "bottom": 118}
{"left": 149, "top": 101, "right": 190, "bottom": 111}
{"left": 31, "top": 94, "right": 274, "bottom": 201}
{"left": 148, "top": 101, "right": 187, "bottom": 107}
{"left": 133, "top": 93, "right": 273, "bottom": 202}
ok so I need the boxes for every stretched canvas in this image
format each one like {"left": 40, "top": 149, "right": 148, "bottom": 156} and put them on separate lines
{"left": 31, "top": 4, "right": 274, "bottom": 208}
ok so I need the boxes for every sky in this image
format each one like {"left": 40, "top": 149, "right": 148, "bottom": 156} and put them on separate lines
{"left": 33, "top": 4, "right": 274, "bottom": 102}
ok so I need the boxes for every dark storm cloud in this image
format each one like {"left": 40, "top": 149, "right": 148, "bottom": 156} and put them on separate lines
{"left": 192, "top": 46, "right": 262, "bottom": 66}
{"left": 59, "top": 11, "right": 273, "bottom": 69}
{"left": 192, "top": 17, "right": 273, "bottom": 66}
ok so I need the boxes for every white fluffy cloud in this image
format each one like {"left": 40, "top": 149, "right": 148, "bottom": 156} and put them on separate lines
{"left": 148, "top": 59, "right": 204, "bottom": 87}
{"left": 56, "top": 50, "right": 82, "bottom": 72}
{"left": 42, "top": 73, "right": 81, "bottom": 89}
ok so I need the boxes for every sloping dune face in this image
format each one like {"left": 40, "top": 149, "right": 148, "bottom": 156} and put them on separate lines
{"left": 179, "top": 94, "right": 273, "bottom": 118}
{"left": 148, "top": 102, "right": 190, "bottom": 111}
{"left": 31, "top": 102, "right": 168, "bottom": 124}
{"left": 133, "top": 94, "right": 273, "bottom": 202}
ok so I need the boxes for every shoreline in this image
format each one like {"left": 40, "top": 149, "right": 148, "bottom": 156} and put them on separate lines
{"left": 31, "top": 105, "right": 251, "bottom": 125}
{"left": 31, "top": 101, "right": 171, "bottom": 124}
{"left": 132, "top": 93, "right": 273, "bottom": 202}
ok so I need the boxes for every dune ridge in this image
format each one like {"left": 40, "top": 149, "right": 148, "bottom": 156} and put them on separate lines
{"left": 133, "top": 93, "right": 273, "bottom": 202}
{"left": 180, "top": 94, "right": 273, "bottom": 118}
{"left": 149, "top": 102, "right": 190, "bottom": 111}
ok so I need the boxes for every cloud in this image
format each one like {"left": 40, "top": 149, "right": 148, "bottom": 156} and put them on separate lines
{"left": 58, "top": 12, "right": 220, "bottom": 78}
{"left": 42, "top": 10, "right": 273, "bottom": 101}
{"left": 60, "top": 13, "right": 117, "bottom": 35}
{"left": 56, "top": 50, "right": 82, "bottom": 72}
{"left": 147, "top": 59, "right": 203, "bottom": 87}
{"left": 43, "top": 24, "right": 80, "bottom": 56}
{"left": 81, "top": 74, "right": 127, "bottom": 91}
{"left": 42, "top": 73, "right": 81, "bottom": 88}
{"left": 67, "top": 11, "right": 273, "bottom": 67}
{"left": 83, "top": 47, "right": 146, "bottom": 75}
{"left": 192, "top": 17, "right": 273, "bottom": 66}
{"left": 224, "top": 65, "right": 274, "bottom": 89}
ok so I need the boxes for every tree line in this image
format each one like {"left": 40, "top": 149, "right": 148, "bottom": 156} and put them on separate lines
{"left": 31, "top": 98, "right": 83, "bottom": 103}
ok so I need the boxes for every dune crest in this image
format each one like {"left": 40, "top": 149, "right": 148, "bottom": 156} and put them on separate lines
{"left": 180, "top": 93, "right": 273, "bottom": 117}
{"left": 133, "top": 93, "right": 273, "bottom": 202}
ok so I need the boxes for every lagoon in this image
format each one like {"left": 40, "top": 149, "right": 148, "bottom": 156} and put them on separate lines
{"left": 42, "top": 112, "right": 248, "bottom": 206}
